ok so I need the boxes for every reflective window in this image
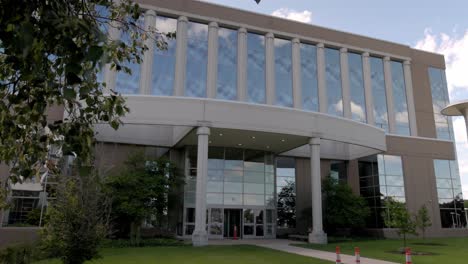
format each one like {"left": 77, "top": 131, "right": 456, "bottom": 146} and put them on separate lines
{"left": 274, "top": 39, "right": 293, "bottom": 107}
{"left": 429, "top": 67, "right": 453, "bottom": 140}
{"left": 152, "top": 16, "right": 177, "bottom": 95}
{"left": 370, "top": 57, "right": 388, "bottom": 132}
{"left": 217, "top": 28, "right": 237, "bottom": 100}
{"left": 358, "top": 154, "right": 405, "bottom": 228}
{"left": 300, "top": 43, "right": 318, "bottom": 111}
{"left": 434, "top": 159, "right": 466, "bottom": 228}
{"left": 276, "top": 157, "right": 296, "bottom": 228}
{"left": 115, "top": 16, "right": 144, "bottom": 94}
{"left": 185, "top": 21, "right": 208, "bottom": 97}
{"left": 247, "top": 33, "right": 266, "bottom": 103}
{"left": 325, "top": 48, "right": 343, "bottom": 116}
{"left": 330, "top": 160, "right": 348, "bottom": 182}
{"left": 348, "top": 53, "right": 366, "bottom": 122}
{"left": 391, "top": 61, "right": 410, "bottom": 135}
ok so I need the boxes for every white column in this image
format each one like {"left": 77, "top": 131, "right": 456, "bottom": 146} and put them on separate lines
{"left": 403, "top": 60, "right": 418, "bottom": 136}
{"left": 292, "top": 38, "right": 302, "bottom": 109}
{"left": 308, "top": 137, "right": 327, "bottom": 244}
{"left": 192, "top": 126, "right": 210, "bottom": 246}
{"left": 265, "top": 32, "right": 275, "bottom": 105}
{"left": 206, "top": 22, "right": 219, "bottom": 99}
{"left": 340, "top": 48, "right": 351, "bottom": 119}
{"left": 362, "top": 52, "right": 375, "bottom": 125}
{"left": 173, "top": 16, "right": 188, "bottom": 96}
{"left": 237, "top": 28, "right": 247, "bottom": 101}
{"left": 138, "top": 10, "right": 156, "bottom": 95}
{"left": 103, "top": 21, "right": 122, "bottom": 94}
{"left": 384, "top": 56, "right": 396, "bottom": 133}
{"left": 317, "top": 43, "right": 327, "bottom": 113}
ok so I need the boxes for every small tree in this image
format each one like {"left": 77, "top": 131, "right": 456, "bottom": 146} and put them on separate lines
{"left": 415, "top": 204, "right": 432, "bottom": 240}
{"left": 41, "top": 164, "right": 108, "bottom": 264}
{"left": 322, "top": 176, "right": 370, "bottom": 232}
{"left": 105, "top": 153, "right": 181, "bottom": 245}
{"left": 383, "top": 198, "right": 417, "bottom": 248}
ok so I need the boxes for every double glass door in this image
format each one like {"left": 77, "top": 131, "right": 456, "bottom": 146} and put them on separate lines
{"left": 207, "top": 208, "right": 275, "bottom": 239}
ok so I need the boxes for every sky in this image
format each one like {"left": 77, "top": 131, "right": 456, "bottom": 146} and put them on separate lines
{"left": 201, "top": 0, "right": 468, "bottom": 198}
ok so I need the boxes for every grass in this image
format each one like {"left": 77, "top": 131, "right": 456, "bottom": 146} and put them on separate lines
{"left": 292, "top": 237, "right": 468, "bottom": 264}
{"left": 34, "top": 245, "right": 333, "bottom": 264}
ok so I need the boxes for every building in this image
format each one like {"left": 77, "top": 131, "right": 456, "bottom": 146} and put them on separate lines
{"left": 1, "top": 0, "right": 467, "bottom": 246}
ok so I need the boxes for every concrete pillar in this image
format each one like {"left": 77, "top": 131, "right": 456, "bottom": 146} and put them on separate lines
{"left": 308, "top": 137, "right": 327, "bottom": 244}
{"left": 139, "top": 10, "right": 156, "bottom": 95}
{"left": 103, "top": 20, "right": 122, "bottom": 94}
{"left": 403, "top": 60, "right": 418, "bottom": 136}
{"left": 292, "top": 38, "right": 302, "bottom": 109}
{"left": 237, "top": 28, "right": 247, "bottom": 101}
{"left": 206, "top": 22, "right": 219, "bottom": 98}
{"left": 192, "top": 126, "right": 210, "bottom": 246}
{"left": 317, "top": 43, "right": 327, "bottom": 113}
{"left": 265, "top": 32, "right": 275, "bottom": 105}
{"left": 173, "top": 16, "right": 188, "bottom": 96}
{"left": 384, "top": 56, "right": 396, "bottom": 133}
{"left": 340, "top": 48, "right": 351, "bottom": 119}
{"left": 362, "top": 52, "right": 375, "bottom": 125}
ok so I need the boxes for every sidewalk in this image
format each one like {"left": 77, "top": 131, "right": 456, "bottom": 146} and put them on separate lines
{"left": 209, "top": 239, "right": 398, "bottom": 264}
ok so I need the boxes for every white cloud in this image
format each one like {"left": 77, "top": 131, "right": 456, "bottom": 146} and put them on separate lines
{"left": 414, "top": 28, "right": 468, "bottom": 199}
{"left": 271, "top": 8, "right": 312, "bottom": 24}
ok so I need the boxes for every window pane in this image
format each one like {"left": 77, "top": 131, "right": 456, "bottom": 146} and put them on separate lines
{"left": 247, "top": 33, "right": 265, "bottom": 103}
{"left": 300, "top": 43, "right": 318, "bottom": 111}
{"left": 186, "top": 22, "right": 208, "bottom": 97}
{"left": 152, "top": 16, "right": 177, "bottom": 95}
{"left": 244, "top": 183, "right": 265, "bottom": 194}
{"left": 217, "top": 28, "right": 237, "bottom": 100}
{"left": 428, "top": 67, "right": 453, "bottom": 140}
{"left": 325, "top": 48, "right": 343, "bottom": 116}
{"left": 348, "top": 53, "right": 366, "bottom": 122}
{"left": 370, "top": 57, "right": 388, "bottom": 132}
{"left": 224, "top": 182, "right": 242, "bottom": 193}
{"left": 207, "top": 181, "right": 223, "bottom": 193}
{"left": 391, "top": 61, "right": 410, "bottom": 135}
{"left": 224, "top": 193, "right": 242, "bottom": 205}
{"left": 115, "top": 16, "right": 144, "bottom": 94}
{"left": 274, "top": 39, "right": 293, "bottom": 107}
{"left": 244, "top": 194, "right": 265, "bottom": 206}
{"left": 207, "top": 193, "right": 223, "bottom": 204}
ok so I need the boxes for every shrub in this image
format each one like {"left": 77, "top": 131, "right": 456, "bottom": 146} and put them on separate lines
{"left": 0, "top": 244, "right": 33, "bottom": 264}
{"left": 101, "top": 238, "right": 187, "bottom": 248}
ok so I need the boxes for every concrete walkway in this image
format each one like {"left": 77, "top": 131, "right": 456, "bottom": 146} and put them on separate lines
{"left": 209, "top": 239, "right": 398, "bottom": 264}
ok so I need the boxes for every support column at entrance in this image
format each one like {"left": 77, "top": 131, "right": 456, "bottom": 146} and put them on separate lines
{"left": 192, "top": 126, "right": 210, "bottom": 246}
{"left": 308, "top": 137, "right": 327, "bottom": 244}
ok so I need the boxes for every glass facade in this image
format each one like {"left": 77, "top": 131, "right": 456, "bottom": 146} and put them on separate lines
{"left": 152, "top": 16, "right": 177, "bottom": 96}
{"left": 115, "top": 16, "right": 144, "bottom": 94}
{"left": 217, "top": 28, "right": 238, "bottom": 100}
{"left": 370, "top": 57, "right": 388, "bottom": 132}
{"left": 348, "top": 52, "right": 366, "bottom": 122}
{"left": 247, "top": 33, "right": 266, "bottom": 104}
{"left": 325, "top": 48, "right": 343, "bottom": 116}
{"left": 276, "top": 157, "right": 296, "bottom": 228}
{"left": 429, "top": 67, "right": 453, "bottom": 140}
{"left": 330, "top": 160, "right": 348, "bottom": 182}
{"left": 434, "top": 160, "right": 466, "bottom": 228}
{"left": 300, "top": 43, "right": 319, "bottom": 111}
{"left": 359, "top": 155, "right": 405, "bottom": 228}
{"left": 184, "top": 147, "right": 274, "bottom": 207}
{"left": 185, "top": 21, "right": 208, "bottom": 98}
{"left": 391, "top": 61, "right": 410, "bottom": 135}
{"left": 274, "top": 39, "right": 293, "bottom": 107}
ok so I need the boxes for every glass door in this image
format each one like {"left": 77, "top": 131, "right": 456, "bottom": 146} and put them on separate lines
{"left": 208, "top": 208, "right": 223, "bottom": 239}
{"left": 243, "top": 209, "right": 255, "bottom": 238}
{"left": 255, "top": 209, "right": 264, "bottom": 237}
{"left": 223, "top": 209, "right": 241, "bottom": 238}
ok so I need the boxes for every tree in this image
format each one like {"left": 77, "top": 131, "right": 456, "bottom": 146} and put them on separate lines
{"left": 277, "top": 181, "right": 296, "bottom": 228}
{"left": 415, "top": 204, "right": 431, "bottom": 240}
{"left": 104, "top": 153, "right": 182, "bottom": 245}
{"left": 322, "top": 176, "right": 370, "bottom": 232}
{"left": 0, "top": 0, "right": 173, "bottom": 186}
{"left": 382, "top": 198, "right": 417, "bottom": 248}
{"left": 41, "top": 163, "right": 110, "bottom": 264}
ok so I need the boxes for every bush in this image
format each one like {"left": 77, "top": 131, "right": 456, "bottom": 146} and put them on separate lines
{"left": 0, "top": 244, "right": 34, "bottom": 264}
{"left": 101, "top": 238, "right": 187, "bottom": 248}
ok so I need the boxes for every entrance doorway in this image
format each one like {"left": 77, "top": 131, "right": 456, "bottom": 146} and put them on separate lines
{"left": 224, "top": 209, "right": 242, "bottom": 238}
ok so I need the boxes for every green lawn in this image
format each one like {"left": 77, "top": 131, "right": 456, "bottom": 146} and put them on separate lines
{"left": 34, "top": 245, "right": 333, "bottom": 264}
{"left": 292, "top": 237, "right": 468, "bottom": 264}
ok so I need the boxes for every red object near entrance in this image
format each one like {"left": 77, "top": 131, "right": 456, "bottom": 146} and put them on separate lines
{"left": 233, "top": 225, "right": 238, "bottom": 240}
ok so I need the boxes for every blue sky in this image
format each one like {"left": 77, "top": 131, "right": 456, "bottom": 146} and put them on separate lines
{"left": 202, "top": 0, "right": 468, "bottom": 198}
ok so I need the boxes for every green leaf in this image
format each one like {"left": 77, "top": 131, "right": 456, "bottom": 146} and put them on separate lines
{"left": 63, "top": 88, "right": 77, "bottom": 99}
{"left": 87, "top": 45, "right": 103, "bottom": 62}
